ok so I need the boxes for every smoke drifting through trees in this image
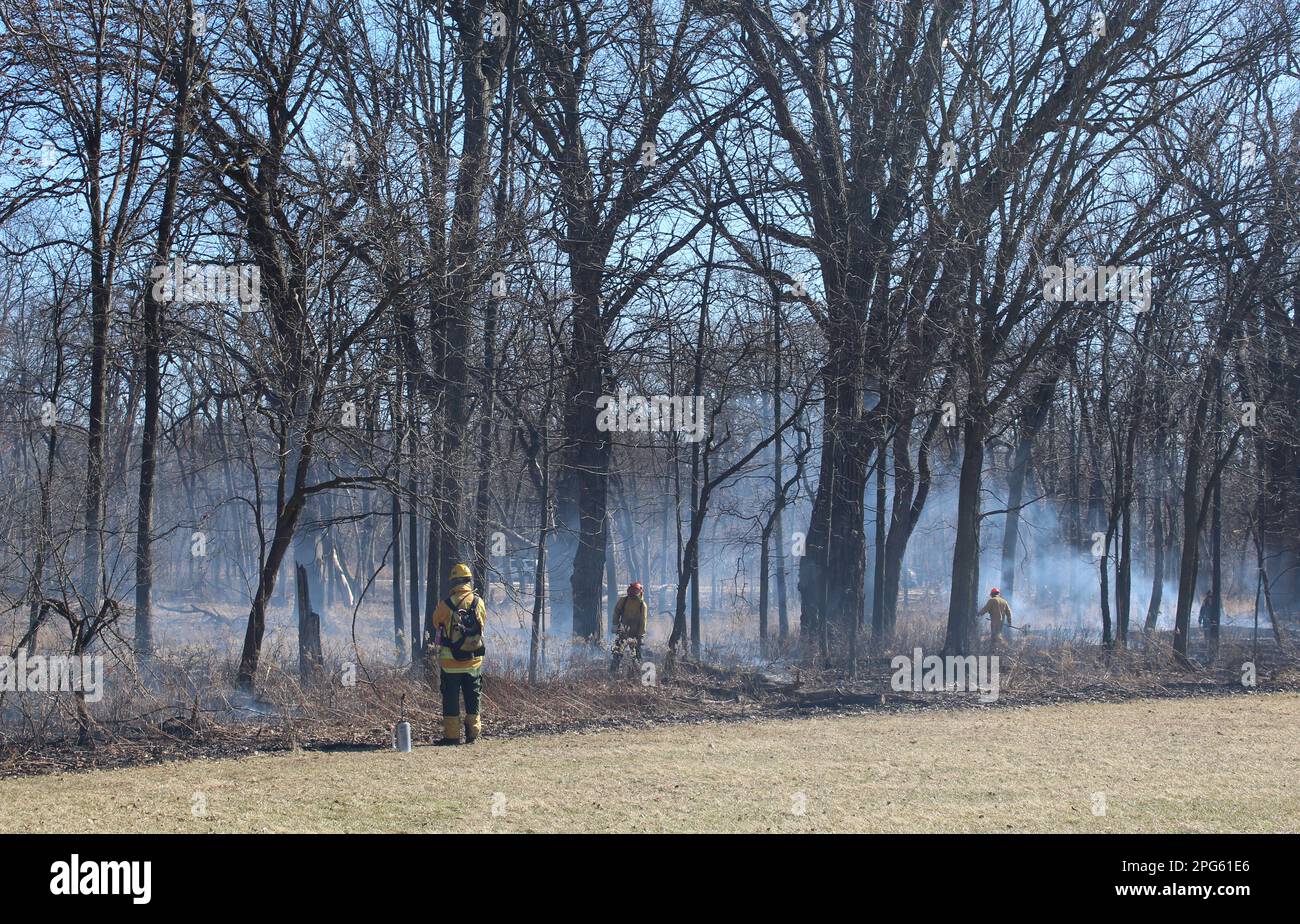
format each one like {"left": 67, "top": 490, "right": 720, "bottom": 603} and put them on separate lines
{"left": 0, "top": 0, "right": 1297, "bottom": 687}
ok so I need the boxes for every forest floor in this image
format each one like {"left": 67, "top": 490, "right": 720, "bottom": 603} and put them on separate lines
{"left": 1, "top": 692, "right": 1295, "bottom": 833}
{"left": 3, "top": 634, "right": 1299, "bottom": 779}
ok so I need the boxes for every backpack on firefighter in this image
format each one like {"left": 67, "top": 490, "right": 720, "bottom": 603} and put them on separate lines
{"left": 442, "top": 593, "right": 485, "bottom": 661}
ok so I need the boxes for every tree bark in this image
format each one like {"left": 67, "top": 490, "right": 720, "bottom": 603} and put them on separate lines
{"left": 135, "top": 13, "right": 193, "bottom": 665}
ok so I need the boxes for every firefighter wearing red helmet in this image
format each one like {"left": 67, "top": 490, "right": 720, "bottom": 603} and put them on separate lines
{"left": 978, "top": 587, "right": 1013, "bottom": 647}
{"left": 610, "top": 582, "right": 648, "bottom": 673}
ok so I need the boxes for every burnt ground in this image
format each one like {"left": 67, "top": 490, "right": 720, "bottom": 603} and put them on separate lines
{"left": 3, "top": 639, "right": 1297, "bottom": 780}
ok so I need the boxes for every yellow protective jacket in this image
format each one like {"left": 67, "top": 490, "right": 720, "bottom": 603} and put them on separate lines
{"left": 614, "top": 594, "right": 648, "bottom": 637}
{"left": 978, "top": 596, "right": 1012, "bottom": 622}
{"left": 431, "top": 586, "right": 486, "bottom": 674}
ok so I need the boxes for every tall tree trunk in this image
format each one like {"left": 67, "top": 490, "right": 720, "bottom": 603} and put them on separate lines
{"left": 390, "top": 371, "right": 406, "bottom": 658}
{"left": 1145, "top": 481, "right": 1165, "bottom": 632}
{"left": 473, "top": 0, "right": 520, "bottom": 586}
{"left": 770, "top": 290, "right": 789, "bottom": 645}
{"left": 882, "top": 404, "right": 940, "bottom": 639}
{"left": 604, "top": 514, "right": 617, "bottom": 642}
{"left": 135, "top": 14, "right": 193, "bottom": 664}
{"left": 27, "top": 335, "right": 63, "bottom": 656}
{"left": 999, "top": 359, "right": 1062, "bottom": 602}
{"left": 564, "top": 277, "right": 611, "bottom": 640}
{"left": 686, "top": 226, "right": 716, "bottom": 659}
{"left": 798, "top": 308, "right": 870, "bottom": 660}
{"left": 758, "top": 521, "right": 771, "bottom": 656}
{"left": 1251, "top": 515, "right": 1290, "bottom": 652}
{"left": 774, "top": 504, "right": 790, "bottom": 642}
{"left": 529, "top": 438, "right": 551, "bottom": 684}
{"left": 81, "top": 135, "right": 108, "bottom": 620}
{"left": 944, "top": 415, "right": 986, "bottom": 656}
{"left": 1207, "top": 366, "right": 1224, "bottom": 661}
{"left": 425, "top": 0, "right": 508, "bottom": 653}
{"left": 1146, "top": 434, "right": 1168, "bottom": 621}
{"left": 870, "top": 435, "right": 887, "bottom": 643}
{"left": 1173, "top": 314, "right": 1243, "bottom": 660}
{"left": 238, "top": 484, "right": 312, "bottom": 687}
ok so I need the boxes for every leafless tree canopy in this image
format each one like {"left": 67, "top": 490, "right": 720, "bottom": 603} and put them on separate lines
{"left": 0, "top": 0, "right": 1297, "bottom": 693}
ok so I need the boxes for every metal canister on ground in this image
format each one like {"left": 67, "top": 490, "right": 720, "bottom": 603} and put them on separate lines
{"left": 394, "top": 721, "right": 412, "bottom": 752}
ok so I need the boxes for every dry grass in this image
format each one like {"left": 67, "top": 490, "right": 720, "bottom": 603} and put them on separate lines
{"left": 4, "top": 591, "right": 1296, "bottom": 779}
{"left": 2, "top": 692, "right": 1296, "bottom": 833}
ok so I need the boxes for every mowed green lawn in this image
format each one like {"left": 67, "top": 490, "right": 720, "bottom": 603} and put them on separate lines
{"left": 2, "top": 693, "right": 1297, "bottom": 833}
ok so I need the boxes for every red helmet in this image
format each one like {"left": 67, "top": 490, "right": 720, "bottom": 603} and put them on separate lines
{"left": 628, "top": 582, "right": 643, "bottom": 596}
{"left": 989, "top": 588, "right": 1000, "bottom": 596}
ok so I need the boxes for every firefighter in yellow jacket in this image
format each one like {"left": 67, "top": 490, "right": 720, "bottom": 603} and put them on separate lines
{"left": 610, "top": 582, "right": 648, "bottom": 672}
{"left": 978, "top": 587, "right": 1012, "bottom": 647}
{"left": 430, "top": 563, "right": 487, "bottom": 745}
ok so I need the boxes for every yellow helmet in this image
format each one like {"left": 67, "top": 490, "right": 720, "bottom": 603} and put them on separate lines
{"left": 449, "top": 563, "right": 473, "bottom": 585}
